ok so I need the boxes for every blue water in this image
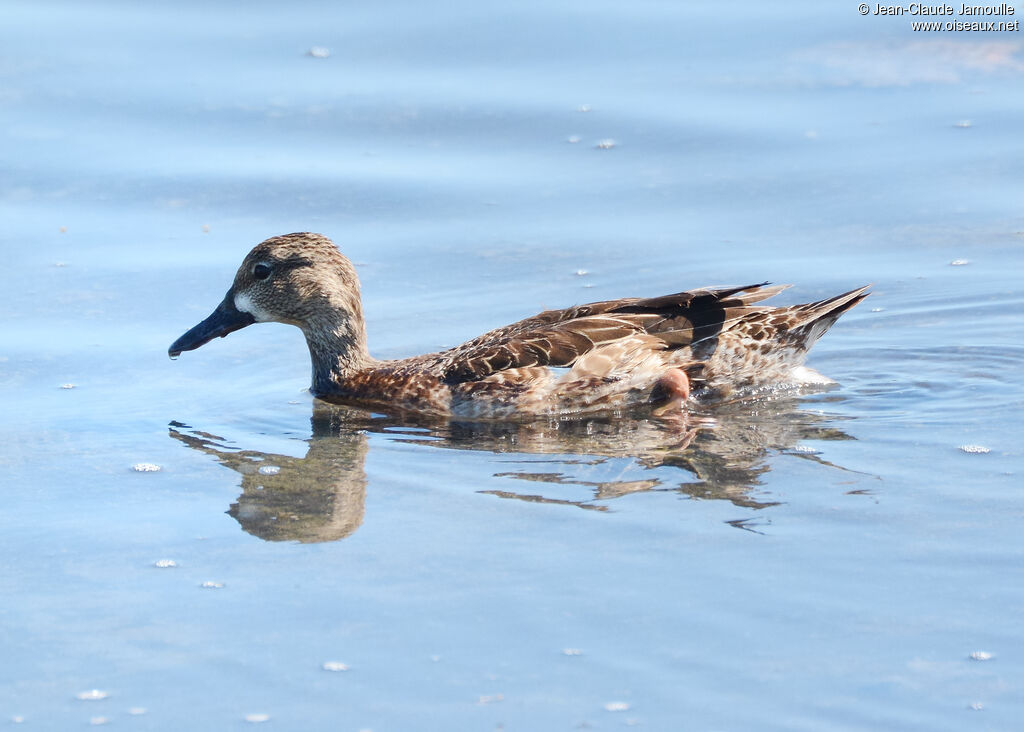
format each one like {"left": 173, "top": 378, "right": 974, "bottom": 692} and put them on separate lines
{"left": 3, "top": 1, "right": 1023, "bottom": 729}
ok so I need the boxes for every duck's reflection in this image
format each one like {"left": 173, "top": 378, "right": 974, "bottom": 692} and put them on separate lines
{"left": 169, "top": 397, "right": 863, "bottom": 543}
{"left": 169, "top": 416, "right": 369, "bottom": 542}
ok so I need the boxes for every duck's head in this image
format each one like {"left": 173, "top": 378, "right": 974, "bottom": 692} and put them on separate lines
{"left": 169, "top": 233, "right": 369, "bottom": 374}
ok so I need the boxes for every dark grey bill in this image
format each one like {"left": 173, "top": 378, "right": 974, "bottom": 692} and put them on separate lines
{"left": 168, "top": 293, "right": 256, "bottom": 358}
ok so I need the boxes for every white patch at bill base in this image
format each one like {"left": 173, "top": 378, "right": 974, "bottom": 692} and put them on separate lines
{"left": 234, "top": 292, "right": 272, "bottom": 322}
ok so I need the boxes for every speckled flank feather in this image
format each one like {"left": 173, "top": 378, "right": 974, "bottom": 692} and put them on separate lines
{"left": 169, "top": 233, "right": 869, "bottom": 418}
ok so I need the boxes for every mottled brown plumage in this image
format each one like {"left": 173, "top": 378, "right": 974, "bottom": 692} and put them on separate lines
{"left": 169, "top": 233, "right": 869, "bottom": 418}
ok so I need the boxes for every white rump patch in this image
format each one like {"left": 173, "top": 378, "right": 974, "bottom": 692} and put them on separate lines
{"left": 234, "top": 292, "right": 272, "bottom": 322}
{"left": 791, "top": 366, "right": 836, "bottom": 385}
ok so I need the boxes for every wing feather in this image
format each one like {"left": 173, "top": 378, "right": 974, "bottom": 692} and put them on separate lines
{"left": 438, "top": 283, "right": 788, "bottom": 383}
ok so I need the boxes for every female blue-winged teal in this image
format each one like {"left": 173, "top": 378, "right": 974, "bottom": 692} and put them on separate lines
{"left": 169, "top": 233, "right": 868, "bottom": 418}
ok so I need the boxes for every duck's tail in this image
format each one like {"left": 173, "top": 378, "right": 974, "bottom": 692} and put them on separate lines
{"left": 789, "top": 285, "right": 871, "bottom": 349}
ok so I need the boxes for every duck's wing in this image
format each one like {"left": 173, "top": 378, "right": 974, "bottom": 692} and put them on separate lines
{"left": 436, "top": 283, "right": 790, "bottom": 383}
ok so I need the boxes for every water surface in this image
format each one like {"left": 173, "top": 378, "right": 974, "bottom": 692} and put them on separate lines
{"left": 2, "top": 1, "right": 1023, "bottom": 729}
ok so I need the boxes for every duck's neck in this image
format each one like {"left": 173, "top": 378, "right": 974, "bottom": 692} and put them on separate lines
{"left": 304, "top": 309, "right": 376, "bottom": 396}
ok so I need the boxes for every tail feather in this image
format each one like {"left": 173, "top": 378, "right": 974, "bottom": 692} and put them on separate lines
{"left": 790, "top": 285, "right": 871, "bottom": 347}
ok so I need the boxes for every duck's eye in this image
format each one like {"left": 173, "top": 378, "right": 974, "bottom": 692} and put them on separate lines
{"left": 253, "top": 263, "right": 272, "bottom": 280}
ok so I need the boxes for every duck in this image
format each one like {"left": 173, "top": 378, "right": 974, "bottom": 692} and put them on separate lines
{"left": 169, "top": 232, "right": 869, "bottom": 418}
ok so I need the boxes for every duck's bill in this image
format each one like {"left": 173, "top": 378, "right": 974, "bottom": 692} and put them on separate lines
{"left": 168, "top": 294, "right": 256, "bottom": 358}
